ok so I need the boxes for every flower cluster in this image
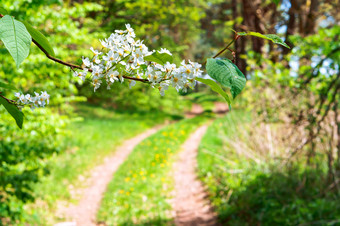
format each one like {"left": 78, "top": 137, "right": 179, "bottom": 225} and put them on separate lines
{"left": 15, "top": 91, "right": 50, "bottom": 110}
{"left": 74, "top": 24, "right": 203, "bottom": 96}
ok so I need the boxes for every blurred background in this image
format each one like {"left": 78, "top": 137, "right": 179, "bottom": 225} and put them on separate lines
{"left": 0, "top": 0, "right": 339, "bottom": 225}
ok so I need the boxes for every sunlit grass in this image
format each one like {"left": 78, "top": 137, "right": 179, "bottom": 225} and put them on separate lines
{"left": 197, "top": 111, "right": 340, "bottom": 225}
{"left": 97, "top": 116, "right": 206, "bottom": 225}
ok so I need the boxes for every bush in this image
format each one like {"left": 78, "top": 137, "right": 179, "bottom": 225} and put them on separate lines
{"left": 0, "top": 107, "right": 69, "bottom": 223}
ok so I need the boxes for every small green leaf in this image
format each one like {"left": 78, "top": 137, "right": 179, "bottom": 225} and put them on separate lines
{"left": 140, "top": 64, "right": 148, "bottom": 71}
{"left": 0, "top": 96, "right": 24, "bottom": 129}
{"left": 247, "top": 32, "right": 290, "bottom": 48}
{"left": 272, "top": 0, "right": 280, "bottom": 5}
{"left": 21, "top": 21, "right": 55, "bottom": 57}
{"left": 0, "top": 7, "right": 8, "bottom": 15}
{"left": 144, "top": 51, "right": 173, "bottom": 65}
{"left": 237, "top": 32, "right": 247, "bottom": 36}
{"left": 195, "top": 77, "right": 231, "bottom": 105}
{"left": 0, "top": 81, "right": 17, "bottom": 90}
{"left": 206, "top": 58, "right": 246, "bottom": 99}
{"left": 0, "top": 15, "right": 32, "bottom": 68}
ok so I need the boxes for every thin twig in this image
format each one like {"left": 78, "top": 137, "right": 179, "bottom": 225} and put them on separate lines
{"left": 0, "top": 93, "right": 16, "bottom": 104}
{"left": 213, "top": 34, "right": 240, "bottom": 59}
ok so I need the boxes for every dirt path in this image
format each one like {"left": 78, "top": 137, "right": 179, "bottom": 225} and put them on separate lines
{"left": 55, "top": 125, "right": 163, "bottom": 226}
{"left": 171, "top": 125, "right": 219, "bottom": 226}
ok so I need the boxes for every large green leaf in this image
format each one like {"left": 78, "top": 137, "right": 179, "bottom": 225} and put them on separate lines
{"left": 0, "top": 15, "right": 32, "bottom": 68}
{"left": 195, "top": 77, "right": 231, "bottom": 105}
{"left": 144, "top": 51, "right": 173, "bottom": 65}
{"left": 0, "top": 96, "right": 24, "bottom": 129}
{"left": 247, "top": 32, "right": 290, "bottom": 48}
{"left": 206, "top": 58, "right": 246, "bottom": 99}
{"left": 21, "top": 21, "right": 55, "bottom": 57}
{"left": 0, "top": 81, "right": 16, "bottom": 90}
{"left": 0, "top": 7, "right": 8, "bottom": 15}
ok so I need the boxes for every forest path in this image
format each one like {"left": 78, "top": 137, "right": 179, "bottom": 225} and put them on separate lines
{"left": 55, "top": 103, "right": 226, "bottom": 226}
{"left": 55, "top": 125, "right": 163, "bottom": 226}
{"left": 171, "top": 124, "right": 219, "bottom": 226}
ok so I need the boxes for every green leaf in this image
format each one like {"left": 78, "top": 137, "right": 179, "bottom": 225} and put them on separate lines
{"left": 0, "top": 15, "right": 32, "bottom": 68}
{"left": 195, "top": 77, "right": 231, "bottom": 105}
{"left": 247, "top": 32, "right": 290, "bottom": 48}
{"left": 0, "top": 81, "right": 17, "bottom": 90}
{"left": 0, "top": 7, "right": 8, "bottom": 15}
{"left": 0, "top": 96, "right": 24, "bottom": 129}
{"left": 21, "top": 21, "right": 55, "bottom": 57}
{"left": 144, "top": 51, "right": 173, "bottom": 65}
{"left": 272, "top": 0, "right": 280, "bottom": 5}
{"left": 206, "top": 58, "right": 246, "bottom": 99}
{"left": 236, "top": 31, "right": 247, "bottom": 36}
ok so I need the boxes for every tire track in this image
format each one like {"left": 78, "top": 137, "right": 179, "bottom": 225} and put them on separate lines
{"left": 171, "top": 125, "right": 219, "bottom": 226}
{"left": 55, "top": 125, "right": 163, "bottom": 226}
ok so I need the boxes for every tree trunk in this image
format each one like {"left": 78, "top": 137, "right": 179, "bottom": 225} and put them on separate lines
{"left": 304, "top": 0, "right": 319, "bottom": 35}
{"left": 233, "top": 0, "right": 247, "bottom": 74}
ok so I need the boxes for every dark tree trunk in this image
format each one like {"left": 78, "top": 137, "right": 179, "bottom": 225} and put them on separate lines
{"left": 304, "top": 0, "right": 319, "bottom": 35}
{"left": 242, "top": 0, "right": 264, "bottom": 54}
{"left": 233, "top": 0, "right": 247, "bottom": 74}
{"left": 283, "top": 0, "right": 299, "bottom": 54}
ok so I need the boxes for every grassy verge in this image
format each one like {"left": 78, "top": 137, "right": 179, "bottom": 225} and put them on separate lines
{"left": 97, "top": 116, "right": 207, "bottom": 225}
{"left": 24, "top": 104, "right": 171, "bottom": 224}
{"left": 197, "top": 111, "right": 340, "bottom": 225}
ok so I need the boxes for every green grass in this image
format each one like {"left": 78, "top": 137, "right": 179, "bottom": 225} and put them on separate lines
{"left": 97, "top": 116, "right": 207, "bottom": 225}
{"left": 24, "top": 104, "right": 171, "bottom": 224}
{"left": 197, "top": 111, "right": 340, "bottom": 225}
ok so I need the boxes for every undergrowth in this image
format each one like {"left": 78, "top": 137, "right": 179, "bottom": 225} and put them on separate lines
{"left": 198, "top": 111, "right": 340, "bottom": 225}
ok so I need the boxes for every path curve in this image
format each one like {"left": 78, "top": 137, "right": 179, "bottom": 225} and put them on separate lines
{"left": 56, "top": 125, "right": 163, "bottom": 226}
{"left": 171, "top": 125, "right": 219, "bottom": 226}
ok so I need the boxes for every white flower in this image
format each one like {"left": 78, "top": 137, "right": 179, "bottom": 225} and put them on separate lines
{"left": 73, "top": 70, "right": 87, "bottom": 81}
{"left": 92, "top": 77, "right": 102, "bottom": 92}
{"left": 90, "top": 47, "right": 102, "bottom": 56}
{"left": 158, "top": 82, "right": 169, "bottom": 96}
{"left": 82, "top": 57, "right": 91, "bottom": 68}
{"left": 129, "top": 80, "right": 136, "bottom": 88}
{"left": 107, "top": 70, "right": 119, "bottom": 83}
{"left": 164, "top": 62, "right": 176, "bottom": 73}
{"left": 41, "top": 91, "right": 50, "bottom": 104}
{"left": 25, "top": 94, "right": 32, "bottom": 103}
{"left": 18, "top": 94, "right": 26, "bottom": 104}
{"left": 91, "top": 65, "right": 103, "bottom": 77}
{"left": 158, "top": 48, "right": 172, "bottom": 56}
{"left": 125, "top": 24, "right": 135, "bottom": 37}
{"left": 78, "top": 23, "right": 202, "bottom": 96}
{"left": 103, "top": 50, "right": 119, "bottom": 63}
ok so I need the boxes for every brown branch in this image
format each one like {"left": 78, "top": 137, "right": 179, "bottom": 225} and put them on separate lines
{"left": 0, "top": 93, "right": 16, "bottom": 104}
{"left": 213, "top": 34, "right": 240, "bottom": 59}
{"left": 0, "top": 14, "right": 149, "bottom": 83}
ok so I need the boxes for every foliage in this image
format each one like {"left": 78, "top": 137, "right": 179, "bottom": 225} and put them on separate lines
{"left": 206, "top": 58, "right": 246, "bottom": 99}
{"left": 0, "top": 107, "right": 69, "bottom": 223}
{"left": 0, "top": 0, "right": 338, "bottom": 224}
{"left": 98, "top": 117, "right": 206, "bottom": 225}
{"left": 0, "top": 96, "right": 24, "bottom": 128}
{"left": 0, "top": 0, "right": 289, "bottom": 128}
{"left": 144, "top": 51, "right": 174, "bottom": 65}
{"left": 0, "top": 1, "right": 105, "bottom": 222}
{"left": 0, "top": 15, "right": 31, "bottom": 68}
{"left": 195, "top": 78, "right": 231, "bottom": 105}
{"left": 237, "top": 31, "right": 290, "bottom": 49}
{"left": 198, "top": 113, "right": 340, "bottom": 225}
